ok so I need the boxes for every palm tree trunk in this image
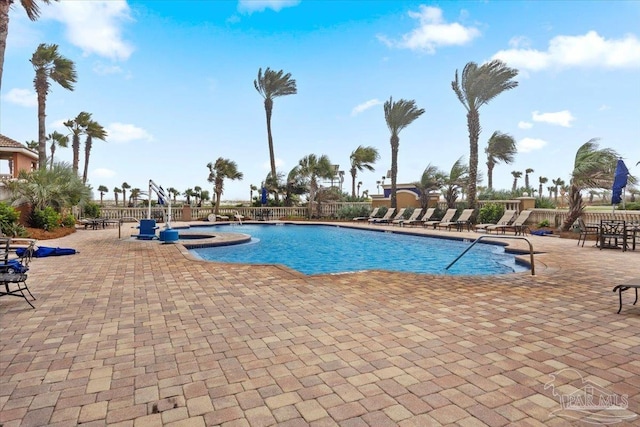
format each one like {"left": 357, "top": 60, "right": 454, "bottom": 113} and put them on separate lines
{"left": 82, "top": 138, "right": 92, "bottom": 184}
{"left": 561, "top": 184, "right": 585, "bottom": 231}
{"left": 467, "top": 109, "right": 480, "bottom": 209}
{"left": 351, "top": 169, "right": 356, "bottom": 198}
{"left": 36, "top": 86, "right": 47, "bottom": 170}
{"left": 264, "top": 99, "right": 279, "bottom": 203}
{"left": 539, "top": 183, "right": 543, "bottom": 198}
{"left": 50, "top": 145, "right": 56, "bottom": 169}
{"left": 0, "top": 2, "right": 9, "bottom": 90}
{"left": 215, "top": 190, "right": 222, "bottom": 214}
{"left": 390, "top": 135, "right": 399, "bottom": 209}
{"left": 487, "top": 162, "right": 494, "bottom": 190}
{"left": 72, "top": 134, "right": 80, "bottom": 174}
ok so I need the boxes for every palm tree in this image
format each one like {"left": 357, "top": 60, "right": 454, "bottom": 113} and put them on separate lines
{"left": 443, "top": 157, "right": 469, "bottom": 208}
{"left": 551, "top": 178, "right": 564, "bottom": 202}
{"left": 511, "top": 171, "right": 522, "bottom": 192}
{"left": 167, "top": 187, "right": 180, "bottom": 203}
{"left": 547, "top": 186, "right": 555, "bottom": 199}
{"left": 452, "top": 60, "right": 519, "bottom": 209}
{"left": 183, "top": 188, "right": 194, "bottom": 206}
{"left": 193, "top": 185, "right": 202, "bottom": 206}
{"left": 561, "top": 139, "right": 621, "bottom": 231}
{"left": 384, "top": 97, "right": 425, "bottom": 209}
{"left": 25, "top": 140, "right": 38, "bottom": 150}
{"left": 485, "top": 131, "right": 516, "bottom": 190}
{"left": 47, "top": 131, "right": 68, "bottom": 169}
{"left": 129, "top": 188, "right": 141, "bottom": 207}
{"left": 113, "top": 187, "right": 121, "bottom": 206}
{"left": 207, "top": 158, "right": 244, "bottom": 215}
{"left": 63, "top": 111, "right": 91, "bottom": 175}
{"left": 82, "top": 119, "right": 107, "bottom": 184}
{"left": 97, "top": 185, "right": 109, "bottom": 205}
{"left": 296, "top": 154, "right": 334, "bottom": 218}
{"left": 414, "top": 164, "right": 445, "bottom": 210}
{"left": 538, "top": 176, "right": 548, "bottom": 199}
{"left": 349, "top": 145, "right": 379, "bottom": 198}
{"left": 31, "top": 43, "right": 76, "bottom": 169}
{"left": 121, "top": 182, "right": 130, "bottom": 206}
{"left": 357, "top": 181, "right": 362, "bottom": 198}
{"left": 524, "top": 168, "right": 534, "bottom": 192}
{"left": 254, "top": 67, "right": 297, "bottom": 203}
{"left": 0, "top": 0, "right": 56, "bottom": 90}
{"left": 284, "top": 165, "right": 307, "bottom": 207}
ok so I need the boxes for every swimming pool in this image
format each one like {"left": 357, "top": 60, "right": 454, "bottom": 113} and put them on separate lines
{"left": 188, "top": 224, "right": 527, "bottom": 275}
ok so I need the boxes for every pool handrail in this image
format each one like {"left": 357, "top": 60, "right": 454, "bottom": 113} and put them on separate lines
{"left": 445, "top": 235, "right": 535, "bottom": 275}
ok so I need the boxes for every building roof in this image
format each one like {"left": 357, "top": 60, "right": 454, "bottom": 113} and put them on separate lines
{"left": 0, "top": 133, "right": 26, "bottom": 148}
{"left": 0, "top": 134, "right": 39, "bottom": 160}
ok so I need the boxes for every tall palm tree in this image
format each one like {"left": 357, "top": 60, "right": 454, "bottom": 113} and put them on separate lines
{"left": 25, "top": 139, "right": 38, "bottom": 150}
{"left": 551, "top": 177, "right": 564, "bottom": 202}
{"left": 254, "top": 67, "right": 297, "bottom": 202}
{"left": 284, "top": 165, "right": 307, "bottom": 207}
{"left": 357, "top": 181, "right": 362, "bottom": 198}
{"left": 82, "top": 119, "right": 107, "bottom": 184}
{"left": 538, "top": 176, "right": 548, "bottom": 199}
{"left": 524, "top": 168, "right": 534, "bottom": 191}
{"left": 183, "top": 188, "right": 194, "bottom": 206}
{"left": 414, "top": 164, "right": 445, "bottom": 210}
{"left": 296, "top": 154, "right": 334, "bottom": 218}
{"left": 561, "top": 139, "right": 621, "bottom": 231}
{"left": 511, "top": 171, "right": 522, "bottom": 192}
{"left": 129, "top": 188, "right": 141, "bottom": 207}
{"left": 443, "top": 157, "right": 469, "bottom": 208}
{"left": 452, "top": 60, "right": 518, "bottom": 209}
{"left": 97, "top": 185, "right": 109, "bottom": 205}
{"left": 47, "top": 130, "right": 68, "bottom": 169}
{"left": 349, "top": 145, "right": 379, "bottom": 198}
{"left": 207, "top": 158, "right": 244, "bottom": 215}
{"left": 193, "top": 185, "right": 202, "bottom": 206}
{"left": 485, "top": 131, "right": 516, "bottom": 190}
{"left": 0, "top": 0, "right": 56, "bottom": 90}
{"left": 383, "top": 97, "right": 425, "bottom": 209}
{"left": 113, "top": 187, "right": 121, "bottom": 206}
{"left": 121, "top": 182, "right": 130, "bottom": 206}
{"left": 63, "top": 111, "right": 91, "bottom": 175}
{"left": 167, "top": 187, "right": 180, "bottom": 203}
{"left": 31, "top": 43, "right": 76, "bottom": 169}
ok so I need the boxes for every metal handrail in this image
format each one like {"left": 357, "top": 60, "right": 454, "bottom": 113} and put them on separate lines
{"left": 445, "top": 235, "right": 535, "bottom": 275}
{"left": 118, "top": 217, "right": 140, "bottom": 239}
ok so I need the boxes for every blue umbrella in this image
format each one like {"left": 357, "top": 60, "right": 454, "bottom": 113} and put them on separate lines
{"left": 611, "top": 159, "right": 629, "bottom": 205}
{"left": 261, "top": 187, "right": 268, "bottom": 205}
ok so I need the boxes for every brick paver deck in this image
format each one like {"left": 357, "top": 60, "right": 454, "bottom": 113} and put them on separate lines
{"left": 1, "top": 222, "right": 639, "bottom": 426}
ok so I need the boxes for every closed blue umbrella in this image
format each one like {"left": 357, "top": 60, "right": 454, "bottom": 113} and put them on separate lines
{"left": 261, "top": 187, "right": 268, "bottom": 205}
{"left": 611, "top": 159, "right": 629, "bottom": 205}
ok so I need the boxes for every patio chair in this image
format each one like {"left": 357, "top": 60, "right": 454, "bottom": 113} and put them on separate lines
{"left": 0, "top": 238, "right": 37, "bottom": 309}
{"left": 353, "top": 207, "right": 380, "bottom": 221}
{"left": 488, "top": 210, "right": 532, "bottom": 235}
{"left": 475, "top": 210, "right": 516, "bottom": 232}
{"left": 393, "top": 208, "right": 422, "bottom": 226}
{"left": 600, "top": 219, "right": 626, "bottom": 250}
{"left": 577, "top": 217, "right": 599, "bottom": 247}
{"left": 436, "top": 209, "right": 475, "bottom": 231}
{"left": 424, "top": 208, "right": 457, "bottom": 229}
{"left": 377, "top": 208, "right": 406, "bottom": 225}
{"left": 369, "top": 208, "right": 396, "bottom": 224}
{"left": 406, "top": 208, "right": 435, "bottom": 226}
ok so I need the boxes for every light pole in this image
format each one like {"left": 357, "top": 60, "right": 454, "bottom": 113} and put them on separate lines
{"left": 376, "top": 181, "right": 381, "bottom": 194}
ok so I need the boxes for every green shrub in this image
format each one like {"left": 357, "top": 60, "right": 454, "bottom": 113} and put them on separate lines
{"left": 537, "top": 219, "right": 551, "bottom": 228}
{"left": 477, "top": 203, "right": 504, "bottom": 224}
{"left": 62, "top": 214, "right": 77, "bottom": 228}
{"left": 31, "top": 207, "right": 61, "bottom": 230}
{"left": 0, "top": 202, "right": 20, "bottom": 235}
{"left": 535, "top": 197, "right": 556, "bottom": 208}
{"left": 83, "top": 202, "right": 101, "bottom": 218}
{"left": 3, "top": 223, "right": 27, "bottom": 237}
{"left": 335, "top": 205, "right": 371, "bottom": 219}
{"left": 624, "top": 202, "right": 640, "bottom": 210}
{"left": 403, "top": 207, "right": 414, "bottom": 219}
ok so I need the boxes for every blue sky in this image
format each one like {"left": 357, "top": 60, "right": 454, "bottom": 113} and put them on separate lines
{"left": 1, "top": 0, "right": 639, "bottom": 202}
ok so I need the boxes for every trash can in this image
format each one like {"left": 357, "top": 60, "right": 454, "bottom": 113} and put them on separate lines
{"left": 159, "top": 228, "right": 179, "bottom": 243}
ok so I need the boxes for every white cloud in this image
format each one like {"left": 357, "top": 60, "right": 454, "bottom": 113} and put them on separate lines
{"left": 2, "top": 88, "right": 37, "bottom": 107}
{"left": 598, "top": 104, "right": 611, "bottom": 111}
{"left": 92, "top": 168, "right": 117, "bottom": 178}
{"left": 493, "top": 31, "right": 640, "bottom": 71}
{"left": 518, "top": 121, "right": 533, "bottom": 129}
{"left": 518, "top": 138, "right": 547, "bottom": 153}
{"left": 93, "top": 62, "right": 124, "bottom": 75}
{"left": 44, "top": 1, "right": 134, "bottom": 61}
{"left": 106, "top": 123, "right": 153, "bottom": 143}
{"left": 238, "top": 0, "right": 300, "bottom": 14}
{"left": 351, "top": 99, "right": 383, "bottom": 116}
{"left": 262, "top": 158, "right": 284, "bottom": 171}
{"left": 378, "top": 5, "right": 480, "bottom": 53}
{"left": 532, "top": 110, "right": 575, "bottom": 127}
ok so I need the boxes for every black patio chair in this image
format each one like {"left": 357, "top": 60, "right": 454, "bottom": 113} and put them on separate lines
{"left": 0, "top": 238, "right": 37, "bottom": 308}
{"left": 577, "top": 217, "right": 599, "bottom": 247}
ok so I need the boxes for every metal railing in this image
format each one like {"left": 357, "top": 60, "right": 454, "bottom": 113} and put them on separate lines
{"left": 445, "top": 235, "right": 535, "bottom": 275}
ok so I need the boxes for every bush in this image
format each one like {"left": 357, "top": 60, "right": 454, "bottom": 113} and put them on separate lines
{"left": 3, "top": 223, "right": 27, "bottom": 237}
{"left": 83, "top": 202, "right": 101, "bottom": 218}
{"left": 335, "top": 205, "right": 371, "bottom": 219}
{"left": 535, "top": 197, "right": 556, "bottom": 209}
{"left": 624, "top": 202, "right": 640, "bottom": 210}
{"left": 477, "top": 203, "right": 504, "bottom": 225}
{"left": 62, "top": 214, "right": 77, "bottom": 228}
{"left": 31, "top": 207, "right": 61, "bottom": 230}
{"left": 537, "top": 219, "right": 551, "bottom": 228}
{"left": 0, "top": 202, "right": 20, "bottom": 235}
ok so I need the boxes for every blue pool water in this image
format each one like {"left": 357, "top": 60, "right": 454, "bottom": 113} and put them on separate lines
{"left": 189, "top": 224, "right": 527, "bottom": 276}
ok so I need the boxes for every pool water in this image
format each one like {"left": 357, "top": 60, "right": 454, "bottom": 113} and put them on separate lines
{"left": 189, "top": 224, "right": 527, "bottom": 276}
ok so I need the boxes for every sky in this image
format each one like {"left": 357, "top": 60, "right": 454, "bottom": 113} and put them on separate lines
{"left": 1, "top": 0, "right": 639, "bottom": 203}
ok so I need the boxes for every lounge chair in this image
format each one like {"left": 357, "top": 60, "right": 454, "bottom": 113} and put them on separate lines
{"left": 369, "top": 208, "right": 396, "bottom": 224}
{"left": 488, "top": 210, "right": 532, "bottom": 235}
{"left": 393, "top": 208, "right": 422, "bottom": 226}
{"left": 436, "top": 209, "right": 475, "bottom": 231}
{"left": 353, "top": 207, "right": 380, "bottom": 221}
{"left": 405, "top": 208, "right": 435, "bottom": 227}
{"left": 475, "top": 210, "right": 516, "bottom": 232}
{"left": 377, "top": 208, "right": 406, "bottom": 225}
{"left": 424, "top": 208, "right": 457, "bottom": 229}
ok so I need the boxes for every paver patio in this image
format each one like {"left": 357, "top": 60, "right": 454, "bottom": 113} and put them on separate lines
{"left": 1, "top": 222, "right": 639, "bottom": 426}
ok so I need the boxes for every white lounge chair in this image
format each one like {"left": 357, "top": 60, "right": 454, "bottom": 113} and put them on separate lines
{"left": 369, "top": 208, "right": 396, "bottom": 224}
{"left": 424, "top": 208, "right": 457, "bottom": 229}
{"left": 393, "top": 208, "right": 422, "bottom": 226}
